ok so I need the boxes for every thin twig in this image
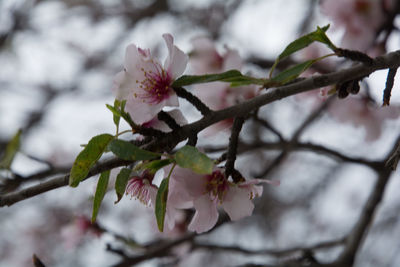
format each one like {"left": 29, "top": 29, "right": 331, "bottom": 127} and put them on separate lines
{"left": 225, "top": 116, "right": 245, "bottom": 182}
{"left": 193, "top": 237, "right": 346, "bottom": 258}
{"left": 383, "top": 67, "right": 397, "bottom": 106}
{"left": 173, "top": 86, "right": 212, "bottom": 116}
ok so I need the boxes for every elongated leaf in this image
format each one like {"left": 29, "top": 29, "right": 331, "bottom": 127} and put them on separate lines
{"left": 92, "top": 170, "right": 110, "bottom": 222}
{"left": 173, "top": 70, "right": 241, "bottom": 87}
{"left": 109, "top": 139, "right": 160, "bottom": 161}
{"left": 278, "top": 25, "right": 331, "bottom": 62}
{"left": 69, "top": 134, "right": 114, "bottom": 187}
{"left": 270, "top": 25, "right": 335, "bottom": 77}
{"left": 172, "top": 70, "right": 264, "bottom": 88}
{"left": 174, "top": 145, "right": 213, "bottom": 174}
{"left": 155, "top": 178, "right": 169, "bottom": 232}
{"left": 0, "top": 129, "right": 22, "bottom": 169}
{"left": 114, "top": 168, "right": 132, "bottom": 204}
{"left": 136, "top": 159, "right": 174, "bottom": 174}
{"left": 271, "top": 60, "right": 315, "bottom": 84}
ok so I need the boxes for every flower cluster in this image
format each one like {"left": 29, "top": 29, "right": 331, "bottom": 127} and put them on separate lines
{"left": 166, "top": 166, "right": 278, "bottom": 233}
{"left": 126, "top": 165, "right": 277, "bottom": 233}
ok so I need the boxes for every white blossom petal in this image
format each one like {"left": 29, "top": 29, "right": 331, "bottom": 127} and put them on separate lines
{"left": 163, "top": 33, "right": 188, "bottom": 79}
{"left": 188, "top": 195, "right": 219, "bottom": 233}
{"left": 222, "top": 186, "right": 254, "bottom": 221}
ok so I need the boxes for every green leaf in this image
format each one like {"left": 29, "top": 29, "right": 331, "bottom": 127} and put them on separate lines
{"left": 155, "top": 177, "right": 169, "bottom": 232}
{"left": 174, "top": 145, "right": 213, "bottom": 174}
{"left": 112, "top": 99, "right": 121, "bottom": 128}
{"left": 136, "top": 159, "right": 174, "bottom": 174}
{"left": 107, "top": 100, "right": 135, "bottom": 130}
{"left": 106, "top": 104, "right": 121, "bottom": 118}
{"left": 114, "top": 168, "right": 132, "bottom": 204}
{"left": 270, "top": 25, "right": 335, "bottom": 77}
{"left": 69, "top": 134, "right": 114, "bottom": 187}
{"left": 108, "top": 139, "right": 160, "bottom": 161}
{"left": 92, "top": 170, "right": 110, "bottom": 222}
{"left": 0, "top": 129, "right": 22, "bottom": 169}
{"left": 271, "top": 60, "right": 315, "bottom": 84}
{"left": 172, "top": 70, "right": 264, "bottom": 87}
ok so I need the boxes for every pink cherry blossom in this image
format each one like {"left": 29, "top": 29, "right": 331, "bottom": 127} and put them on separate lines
{"left": 126, "top": 170, "right": 180, "bottom": 230}
{"left": 126, "top": 171, "right": 158, "bottom": 207}
{"left": 328, "top": 97, "right": 400, "bottom": 141}
{"left": 190, "top": 37, "right": 258, "bottom": 132}
{"left": 112, "top": 34, "right": 188, "bottom": 125}
{"left": 320, "top": 0, "right": 387, "bottom": 52}
{"left": 167, "top": 166, "right": 278, "bottom": 233}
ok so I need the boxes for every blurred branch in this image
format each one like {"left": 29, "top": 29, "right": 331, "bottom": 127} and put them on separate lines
{"left": 254, "top": 97, "right": 333, "bottom": 178}
{"left": 335, "top": 169, "right": 392, "bottom": 265}
{"left": 334, "top": 135, "right": 400, "bottom": 265}
{"left": 193, "top": 237, "right": 346, "bottom": 258}
{"left": 1, "top": 167, "right": 70, "bottom": 194}
{"left": 385, "top": 137, "right": 400, "bottom": 170}
{"left": 112, "top": 214, "right": 229, "bottom": 267}
{"left": 252, "top": 115, "right": 284, "bottom": 141}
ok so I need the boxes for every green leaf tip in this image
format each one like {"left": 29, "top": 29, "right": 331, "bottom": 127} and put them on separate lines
{"left": 0, "top": 129, "right": 22, "bottom": 170}
{"left": 269, "top": 24, "right": 336, "bottom": 78}
{"left": 114, "top": 168, "right": 132, "bottom": 204}
{"left": 155, "top": 178, "right": 169, "bottom": 232}
{"left": 92, "top": 170, "right": 110, "bottom": 223}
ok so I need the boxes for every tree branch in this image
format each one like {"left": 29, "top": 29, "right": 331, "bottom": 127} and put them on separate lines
{"left": 1, "top": 50, "right": 399, "bottom": 207}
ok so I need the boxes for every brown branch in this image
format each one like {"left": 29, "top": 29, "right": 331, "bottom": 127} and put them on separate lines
{"left": 0, "top": 157, "right": 130, "bottom": 207}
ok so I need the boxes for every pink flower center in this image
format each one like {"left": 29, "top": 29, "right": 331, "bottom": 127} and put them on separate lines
{"left": 135, "top": 61, "right": 172, "bottom": 105}
{"left": 205, "top": 170, "right": 229, "bottom": 202}
{"left": 126, "top": 175, "right": 155, "bottom": 205}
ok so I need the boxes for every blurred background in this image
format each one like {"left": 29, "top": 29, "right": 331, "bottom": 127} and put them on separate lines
{"left": 1, "top": 0, "right": 400, "bottom": 266}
